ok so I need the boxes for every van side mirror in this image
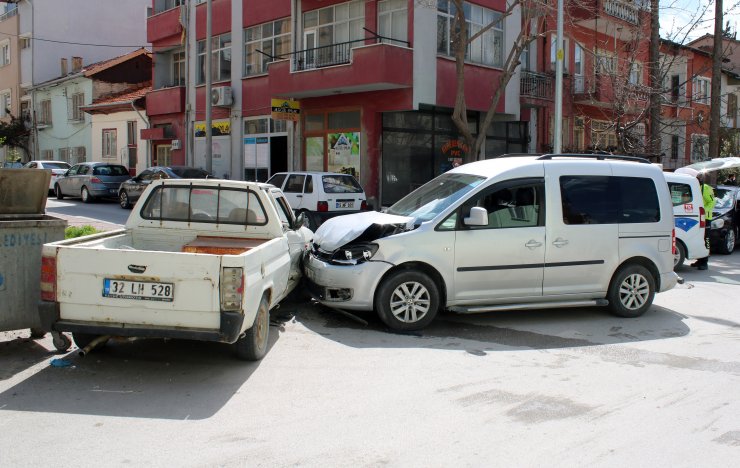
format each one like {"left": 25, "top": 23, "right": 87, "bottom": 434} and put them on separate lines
{"left": 463, "top": 206, "right": 488, "bottom": 226}
{"left": 293, "top": 212, "right": 307, "bottom": 230}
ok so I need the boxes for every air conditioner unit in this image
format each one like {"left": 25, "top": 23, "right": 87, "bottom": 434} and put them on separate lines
{"left": 171, "top": 139, "right": 181, "bottom": 150}
{"left": 211, "top": 86, "right": 233, "bottom": 107}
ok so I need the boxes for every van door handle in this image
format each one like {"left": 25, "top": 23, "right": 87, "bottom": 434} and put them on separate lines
{"left": 525, "top": 240, "right": 542, "bottom": 249}
{"left": 296, "top": 195, "right": 302, "bottom": 198}
{"left": 552, "top": 238, "right": 569, "bottom": 247}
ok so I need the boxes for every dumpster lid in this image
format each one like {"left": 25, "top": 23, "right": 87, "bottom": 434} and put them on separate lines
{"left": 0, "top": 168, "right": 51, "bottom": 215}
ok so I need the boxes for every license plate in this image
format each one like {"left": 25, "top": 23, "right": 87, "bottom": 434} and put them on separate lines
{"left": 103, "top": 279, "right": 174, "bottom": 302}
{"left": 336, "top": 201, "right": 354, "bottom": 209}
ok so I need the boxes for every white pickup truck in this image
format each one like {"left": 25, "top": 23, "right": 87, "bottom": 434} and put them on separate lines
{"left": 39, "top": 179, "right": 312, "bottom": 360}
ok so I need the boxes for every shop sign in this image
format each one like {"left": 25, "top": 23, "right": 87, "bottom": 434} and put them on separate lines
{"left": 328, "top": 132, "right": 360, "bottom": 178}
{"left": 194, "top": 119, "right": 231, "bottom": 137}
{"left": 271, "top": 99, "right": 300, "bottom": 121}
{"left": 441, "top": 138, "right": 469, "bottom": 171}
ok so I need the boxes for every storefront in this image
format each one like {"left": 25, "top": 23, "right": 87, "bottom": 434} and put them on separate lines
{"left": 303, "top": 108, "right": 362, "bottom": 178}
{"left": 243, "top": 117, "right": 288, "bottom": 182}
{"left": 381, "top": 108, "right": 528, "bottom": 205}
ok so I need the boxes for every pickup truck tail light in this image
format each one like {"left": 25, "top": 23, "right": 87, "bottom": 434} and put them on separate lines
{"left": 220, "top": 267, "right": 244, "bottom": 311}
{"left": 317, "top": 201, "right": 328, "bottom": 212}
{"left": 360, "top": 200, "right": 367, "bottom": 211}
{"left": 40, "top": 255, "right": 57, "bottom": 302}
{"left": 699, "top": 207, "right": 706, "bottom": 228}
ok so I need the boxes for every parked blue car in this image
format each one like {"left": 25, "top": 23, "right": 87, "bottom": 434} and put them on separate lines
{"left": 54, "top": 162, "right": 131, "bottom": 203}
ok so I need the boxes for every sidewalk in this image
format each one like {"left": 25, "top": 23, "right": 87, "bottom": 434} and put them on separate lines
{"left": 49, "top": 212, "right": 123, "bottom": 232}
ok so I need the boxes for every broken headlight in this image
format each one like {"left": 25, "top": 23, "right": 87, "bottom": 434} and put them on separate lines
{"left": 330, "top": 243, "right": 379, "bottom": 265}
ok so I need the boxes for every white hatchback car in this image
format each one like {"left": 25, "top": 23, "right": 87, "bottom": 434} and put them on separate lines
{"left": 664, "top": 172, "right": 709, "bottom": 268}
{"left": 23, "top": 160, "right": 72, "bottom": 191}
{"left": 266, "top": 171, "right": 367, "bottom": 229}
{"left": 305, "top": 154, "right": 679, "bottom": 331}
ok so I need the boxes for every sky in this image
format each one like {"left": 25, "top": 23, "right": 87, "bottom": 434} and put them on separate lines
{"left": 660, "top": 0, "right": 740, "bottom": 42}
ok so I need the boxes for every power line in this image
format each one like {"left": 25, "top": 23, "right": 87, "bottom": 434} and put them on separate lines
{"left": 0, "top": 30, "right": 152, "bottom": 48}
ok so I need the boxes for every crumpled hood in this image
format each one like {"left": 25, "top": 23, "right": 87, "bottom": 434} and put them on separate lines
{"left": 312, "top": 211, "right": 414, "bottom": 252}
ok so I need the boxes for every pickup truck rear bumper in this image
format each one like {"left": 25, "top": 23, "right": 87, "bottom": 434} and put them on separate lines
{"left": 38, "top": 301, "right": 245, "bottom": 343}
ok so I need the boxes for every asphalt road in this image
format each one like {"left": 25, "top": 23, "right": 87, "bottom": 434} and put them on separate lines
{"left": 46, "top": 197, "right": 129, "bottom": 228}
{"left": 1, "top": 244, "right": 739, "bottom": 466}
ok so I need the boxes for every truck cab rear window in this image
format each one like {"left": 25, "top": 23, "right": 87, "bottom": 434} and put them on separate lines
{"left": 141, "top": 185, "right": 268, "bottom": 225}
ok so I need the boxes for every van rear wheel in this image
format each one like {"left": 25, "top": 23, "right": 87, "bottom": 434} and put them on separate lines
{"left": 234, "top": 295, "right": 270, "bottom": 361}
{"left": 607, "top": 264, "right": 655, "bottom": 318}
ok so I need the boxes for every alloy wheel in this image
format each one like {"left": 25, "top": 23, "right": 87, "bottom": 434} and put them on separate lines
{"left": 618, "top": 273, "right": 650, "bottom": 310}
{"left": 389, "top": 281, "right": 431, "bottom": 323}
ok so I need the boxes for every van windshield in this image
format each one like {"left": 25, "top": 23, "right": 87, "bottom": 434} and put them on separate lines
{"left": 387, "top": 173, "right": 485, "bottom": 223}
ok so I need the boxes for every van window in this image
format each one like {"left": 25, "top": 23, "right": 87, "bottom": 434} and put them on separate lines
{"left": 460, "top": 182, "right": 543, "bottom": 229}
{"left": 560, "top": 176, "right": 660, "bottom": 225}
{"left": 668, "top": 182, "right": 693, "bottom": 206}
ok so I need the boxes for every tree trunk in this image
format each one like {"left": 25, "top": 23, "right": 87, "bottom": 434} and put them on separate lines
{"left": 708, "top": 0, "right": 723, "bottom": 158}
{"left": 648, "top": 0, "right": 662, "bottom": 160}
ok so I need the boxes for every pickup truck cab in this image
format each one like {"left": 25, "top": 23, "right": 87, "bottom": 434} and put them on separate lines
{"left": 40, "top": 179, "right": 312, "bottom": 360}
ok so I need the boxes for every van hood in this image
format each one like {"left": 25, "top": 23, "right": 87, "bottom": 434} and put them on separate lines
{"left": 312, "top": 211, "right": 414, "bottom": 252}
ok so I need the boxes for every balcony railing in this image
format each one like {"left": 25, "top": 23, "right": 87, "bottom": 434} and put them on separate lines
{"left": 520, "top": 71, "right": 553, "bottom": 100}
{"left": 262, "top": 30, "right": 409, "bottom": 73}
{"left": 0, "top": 7, "right": 18, "bottom": 22}
{"left": 604, "top": 0, "right": 639, "bottom": 25}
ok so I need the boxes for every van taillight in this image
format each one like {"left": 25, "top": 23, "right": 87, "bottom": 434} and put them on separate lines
{"left": 699, "top": 206, "right": 706, "bottom": 228}
{"left": 360, "top": 200, "right": 368, "bottom": 211}
{"left": 40, "top": 255, "right": 57, "bottom": 302}
{"left": 317, "top": 201, "right": 328, "bottom": 212}
{"left": 672, "top": 229, "right": 676, "bottom": 255}
{"left": 220, "top": 267, "right": 244, "bottom": 311}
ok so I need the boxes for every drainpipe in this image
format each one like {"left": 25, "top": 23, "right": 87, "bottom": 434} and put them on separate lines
{"left": 131, "top": 101, "right": 150, "bottom": 168}
{"left": 27, "top": 0, "right": 38, "bottom": 159}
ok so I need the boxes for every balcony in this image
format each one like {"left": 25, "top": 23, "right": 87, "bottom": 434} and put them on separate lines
{"left": 145, "top": 86, "right": 185, "bottom": 116}
{"left": 0, "top": 7, "right": 17, "bottom": 22}
{"left": 570, "top": 0, "right": 644, "bottom": 41}
{"left": 147, "top": 5, "right": 183, "bottom": 45}
{"left": 520, "top": 71, "right": 553, "bottom": 104}
{"left": 267, "top": 40, "right": 413, "bottom": 99}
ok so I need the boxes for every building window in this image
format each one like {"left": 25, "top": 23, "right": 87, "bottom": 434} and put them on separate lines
{"left": 691, "top": 134, "right": 708, "bottom": 161}
{"left": 102, "top": 129, "right": 117, "bottom": 159}
{"left": 59, "top": 147, "right": 70, "bottom": 162}
{"left": 196, "top": 33, "right": 231, "bottom": 85}
{"left": 0, "top": 91, "right": 10, "bottom": 118}
{"left": 38, "top": 99, "right": 52, "bottom": 126}
{"left": 244, "top": 18, "right": 291, "bottom": 76}
{"left": 154, "top": 0, "right": 184, "bottom": 15}
{"left": 68, "top": 93, "right": 85, "bottom": 122}
{"left": 127, "top": 121, "right": 137, "bottom": 146}
{"left": 550, "top": 36, "right": 569, "bottom": 72}
{"left": 0, "top": 40, "right": 9, "bottom": 67}
{"left": 304, "top": 0, "right": 365, "bottom": 46}
{"left": 729, "top": 93, "right": 738, "bottom": 120}
{"left": 437, "top": 1, "right": 504, "bottom": 68}
{"left": 594, "top": 50, "right": 616, "bottom": 75}
{"left": 156, "top": 145, "right": 172, "bottom": 166}
{"left": 172, "top": 50, "right": 185, "bottom": 86}
{"left": 19, "top": 37, "right": 30, "bottom": 49}
{"left": 378, "top": 0, "right": 408, "bottom": 44}
{"left": 41, "top": 149, "right": 54, "bottom": 160}
{"left": 671, "top": 135, "right": 680, "bottom": 159}
{"left": 629, "top": 63, "right": 642, "bottom": 85}
{"left": 591, "top": 120, "right": 617, "bottom": 150}
{"left": 693, "top": 77, "right": 710, "bottom": 105}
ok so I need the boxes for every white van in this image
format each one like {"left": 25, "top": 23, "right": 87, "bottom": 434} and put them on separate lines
{"left": 664, "top": 172, "right": 709, "bottom": 268}
{"left": 305, "top": 154, "right": 679, "bottom": 331}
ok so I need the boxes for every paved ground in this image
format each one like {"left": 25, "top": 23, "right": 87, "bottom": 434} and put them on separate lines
{"left": 1, "top": 253, "right": 739, "bottom": 466}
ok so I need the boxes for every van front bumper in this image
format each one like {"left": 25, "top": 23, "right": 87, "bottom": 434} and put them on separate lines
{"left": 303, "top": 252, "right": 392, "bottom": 311}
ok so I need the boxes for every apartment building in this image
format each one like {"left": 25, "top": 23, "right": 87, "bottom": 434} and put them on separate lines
{"left": 0, "top": 3, "right": 20, "bottom": 161}
{"left": 145, "top": 0, "right": 526, "bottom": 207}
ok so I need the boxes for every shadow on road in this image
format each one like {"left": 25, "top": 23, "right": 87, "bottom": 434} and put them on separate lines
{"left": 296, "top": 302, "right": 690, "bottom": 353}
{"left": 0, "top": 323, "right": 286, "bottom": 420}
{"left": 0, "top": 334, "right": 55, "bottom": 381}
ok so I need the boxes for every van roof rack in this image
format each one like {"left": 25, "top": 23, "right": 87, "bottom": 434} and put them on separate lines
{"left": 537, "top": 153, "right": 651, "bottom": 164}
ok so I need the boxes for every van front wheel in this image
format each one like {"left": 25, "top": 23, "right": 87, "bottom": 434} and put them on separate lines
{"left": 607, "top": 264, "right": 655, "bottom": 318}
{"left": 376, "top": 270, "right": 440, "bottom": 332}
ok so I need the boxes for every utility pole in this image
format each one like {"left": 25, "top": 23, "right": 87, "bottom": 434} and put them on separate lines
{"left": 553, "top": 0, "right": 564, "bottom": 153}
{"left": 649, "top": 0, "right": 661, "bottom": 161}
{"left": 205, "top": 0, "right": 213, "bottom": 174}
{"left": 708, "top": 0, "right": 723, "bottom": 158}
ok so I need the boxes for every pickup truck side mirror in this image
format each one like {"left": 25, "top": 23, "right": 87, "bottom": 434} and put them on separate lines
{"left": 292, "top": 212, "right": 307, "bottom": 230}
{"left": 463, "top": 206, "right": 489, "bottom": 226}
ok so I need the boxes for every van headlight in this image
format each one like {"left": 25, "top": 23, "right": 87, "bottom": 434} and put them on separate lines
{"left": 330, "top": 243, "right": 379, "bottom": 265}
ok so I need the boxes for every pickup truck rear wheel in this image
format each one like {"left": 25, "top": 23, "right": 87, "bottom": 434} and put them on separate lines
{"left": 376, "top": 270, "right": 440, "bottom": 332}
{"left": 234, "top": 295, "right": 270, "bottom": 361}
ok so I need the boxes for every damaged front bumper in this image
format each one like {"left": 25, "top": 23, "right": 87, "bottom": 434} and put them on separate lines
{"left": 303, "top": 252, "right": 392, "bottom": 311}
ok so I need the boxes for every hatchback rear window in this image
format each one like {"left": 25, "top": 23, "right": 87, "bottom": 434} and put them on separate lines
{"left": 93, "top": 165, "right": 129, "bottom": 176}
{"left": 322, "top": 175, "right": 363, "bottom": 193}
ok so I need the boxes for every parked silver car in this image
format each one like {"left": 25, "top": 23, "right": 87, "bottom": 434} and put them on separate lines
{"left": 23, "top": 160, "right": 72, "bottom": 191}
{"left": 54, "top": 162, "right": 131, "bottom": 203}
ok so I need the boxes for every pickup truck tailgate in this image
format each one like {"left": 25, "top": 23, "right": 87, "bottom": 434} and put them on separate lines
{"left": 56, "top": 247, "right": 223, "bottom": 329}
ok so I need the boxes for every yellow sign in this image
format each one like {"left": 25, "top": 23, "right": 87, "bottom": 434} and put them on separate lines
{"left": 271, "top": 99, "right": 300, "bottom": 122}
{"left": 556, "top": 49, "right": 564, "bottom": 61}
{"left": 194, "top": 119, "right": 231, "bottom": 137}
